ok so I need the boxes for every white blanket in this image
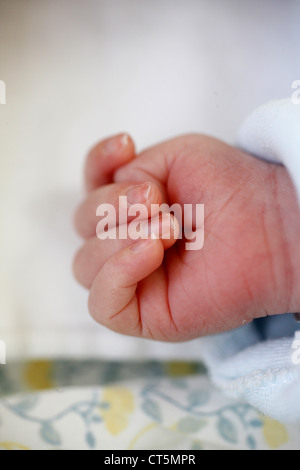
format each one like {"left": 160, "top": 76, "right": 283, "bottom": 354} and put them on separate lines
{"left": 238, "top": 99, "right": 300, "bottom": 204}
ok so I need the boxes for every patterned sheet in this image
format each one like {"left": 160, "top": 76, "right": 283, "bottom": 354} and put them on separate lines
{"left": 0, "top": 360, "right": 299, "bottom": 450}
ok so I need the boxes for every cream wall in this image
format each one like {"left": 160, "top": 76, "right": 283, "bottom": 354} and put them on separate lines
{"left": 0, "top": 0, "right": 299, "bottom": 359}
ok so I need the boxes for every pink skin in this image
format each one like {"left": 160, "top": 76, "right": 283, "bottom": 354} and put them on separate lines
{"left": 73, "top": 133, "right": 300, "bottom": 342}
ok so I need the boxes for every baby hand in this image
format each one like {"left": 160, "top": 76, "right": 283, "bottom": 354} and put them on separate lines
{"left": 73, "top": 133, "right": 300, "bottom": 341}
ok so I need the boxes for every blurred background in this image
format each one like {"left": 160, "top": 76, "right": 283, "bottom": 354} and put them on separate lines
{"left": 0, "top": 0, "right": 299, "bottom": 361}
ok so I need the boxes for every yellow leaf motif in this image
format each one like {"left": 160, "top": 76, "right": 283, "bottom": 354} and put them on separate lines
{"left": 166, "top": 362, "right": 198, "bottom": 377}
{"left": 23, "top": 361, "right": 53, "bottom": 391}
{"left": 0, "top": 442, "right": 30, "bottom": 450}
{"left": 101, "top": 387, "right": 135, "bottom": 436}
{"left": 262, "top": 418, "right": 289, "bottom": 449}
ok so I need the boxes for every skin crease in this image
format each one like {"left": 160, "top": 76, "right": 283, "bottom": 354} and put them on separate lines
{"left": 73, "top": 134, "right": 300, "bottom": 342}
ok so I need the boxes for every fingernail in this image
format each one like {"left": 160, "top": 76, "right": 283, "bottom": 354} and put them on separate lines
{"left": 120, "top": 133, "right": 129, "bottom": 147}
{"left": 141, "top": 215, "right": 174, "bottom": 239}
{"left": 126, "top": 182, "right": 151, "bottom": 206}
{"left": 131, "top": 237, "right": 157, "bottom": 253}
{"left": 105, "top": 133, "right": 129, "bottom": 154}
